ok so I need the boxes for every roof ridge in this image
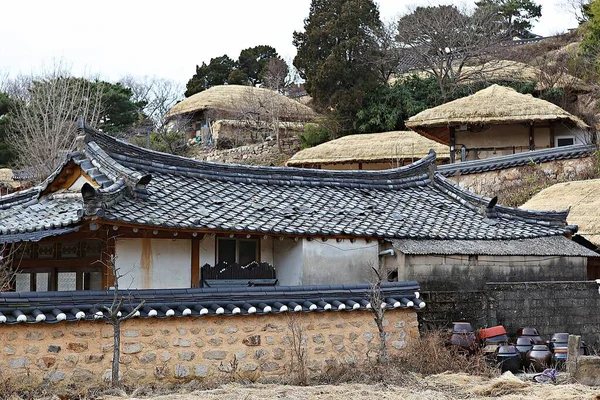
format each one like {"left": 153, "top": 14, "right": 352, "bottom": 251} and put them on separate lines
{"left": 438, "top": 144, "right": 596, "bottom": 176}
{"left": 433, "top": 173, "right": 570, "bottom": 228}
{"left": 83, "top": 126, "right": 437, "bottom": 189}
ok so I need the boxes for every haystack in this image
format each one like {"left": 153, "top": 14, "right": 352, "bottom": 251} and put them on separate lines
{"left": 166, "top": 85, "right": 317, "bottom": 122}
{"left": 406, "top": 84, "right": 589, "bottom": 145}
{"left": 521, "top": 179, "right": 600, "bottom": 246}
{"left": 286, "top": 131, "right": 448, "bottom": 167}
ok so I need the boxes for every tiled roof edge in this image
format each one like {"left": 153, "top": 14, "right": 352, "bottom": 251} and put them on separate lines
{"left": 433, "top": 173, "right": 569, "bottom": 228}
{"left": 0, "top": 281, "right": 424, "bottom": 324}
{"left": 83, "top": 126, "right": 437, "bottom": 189}
{"left": 438, "top": 144, "right": 596, "bottom": 176}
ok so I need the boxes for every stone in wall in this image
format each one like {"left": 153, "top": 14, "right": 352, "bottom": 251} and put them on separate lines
{"left": 193, "top": 136, "right": 301, "bottom": 166}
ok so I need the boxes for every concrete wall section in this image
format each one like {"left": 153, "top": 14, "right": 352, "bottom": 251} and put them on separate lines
{"left": 0, "top": 309, "right": 419, "bottom": 387}
{"left": 403, "top": 254, "right": 587, "bottom": 291}
{"left": 301, "top": 239, "right": 379, "bottom": 285}
{"left": 115, "top": 238, "right": 191, "bottom": 289}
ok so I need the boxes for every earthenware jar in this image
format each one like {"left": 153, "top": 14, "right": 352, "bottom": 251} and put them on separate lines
{"left": 527, "top": 345, "right": 552, "bottom": 372}
{"left": 450, "top": 322, "right": 476, "bottom": 352}
{"left": 497, "top": 345, "right": 521, "bottom": 373}
{"left": 516, "top": 337, "right": 534, "bottom": 363}
{"left": 517, "top": 327, "right": 544, "bottom": 345}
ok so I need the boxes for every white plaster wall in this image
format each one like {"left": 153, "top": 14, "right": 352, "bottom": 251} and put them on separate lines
{"left": 260, "top": 236, "right": 274, "bottom": 265}
{"left": 199, "top": 235, "right": 216, "bottom": 267}
{"left": 273, "top": 239, "right": 304, "bottom": 286}
{"left": 554, "top": 123, "right": 590, "bottom": 145}
{"left": 115, "top": 238, "right": 191, "bottom": 289}
{"left": 301, "top": 239, "right": 379, "bottom": 285}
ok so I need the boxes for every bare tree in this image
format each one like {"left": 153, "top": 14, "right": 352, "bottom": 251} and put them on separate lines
{"left": 559, "top": 0, "right": 590, "bottom": 24}
{"left": 396, "top": 4, "right": 506, "bottom": 99}
{"left": 287, "top": 313, "right": 308, "bottom": 385}
{"left": 367, "top": 261, "right": 388, "bottom": 364}
{"left": 0, "top": 243, "right": 20, "bottom": 292}
{"left": 97, "top": 251, "right": 145, "bottom": 387}
{"left": 7, "top": 63, "right": 103, "bottom": 182}
{"left": 263, "top": 58, "right": 290, "bottom": 92}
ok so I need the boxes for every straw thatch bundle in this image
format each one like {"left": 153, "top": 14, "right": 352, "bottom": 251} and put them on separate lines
{"left": 406, "top": 84, "right": 589, "bottom": 144}
{"left": 286, "top": 131, "right": 448, "bottom": 166}
{"left": 521, "top": 179, "right": 600, "bottom": 246}
{"left": 166, "top": 85, "right": 317, "bottom": 122}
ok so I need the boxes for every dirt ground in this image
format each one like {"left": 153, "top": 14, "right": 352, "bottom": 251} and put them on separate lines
{"left": 103, "top": 372, "right": 600, "bottom": 400}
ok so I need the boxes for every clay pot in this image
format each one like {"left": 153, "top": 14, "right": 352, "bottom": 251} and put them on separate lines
{"left": 516, "top": 337, "right": 534, "bottom": 362}
{"left": 482, "top": 344, "right": 499, "bottom": 365}
{"left": 478, "top": 326, "right": 507, "bottom": 341}
{"left": 497, "top": 345, "right": 521, "bottom": 373}
{"left": 452, "top": 322, "right": 474, "bottom": 333}
{"left": 517, "top": 327, "right": 544, "bottom": 345}
{"left": 451, "top": 332, "right": 476, "bottom": 352}
{"left": 527, "top": 345, "right": 552, "bottom": 372}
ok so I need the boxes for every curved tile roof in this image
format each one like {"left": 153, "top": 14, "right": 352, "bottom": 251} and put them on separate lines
{"left": 0, "top": 126, "right": 577, "bottom": 243}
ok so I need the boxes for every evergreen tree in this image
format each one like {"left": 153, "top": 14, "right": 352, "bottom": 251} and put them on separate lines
{"left": 293, "top": 0, "right": 382, "bottom": 135}
{"left": 0, "top": 92, "right": 15, "bottom": 166}
{"left": 475, "top": 0, "right": 542, "bottom": 38}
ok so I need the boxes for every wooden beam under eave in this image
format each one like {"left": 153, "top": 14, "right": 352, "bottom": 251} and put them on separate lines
{"left": 191, "top": 237, "right": 200, "bottom": 288}
{"left": 95, "top": 220, "right": 382, "bottom": 241}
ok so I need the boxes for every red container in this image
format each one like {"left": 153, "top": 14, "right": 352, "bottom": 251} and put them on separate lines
{"left": 478, "top": 326, "right": 507, "bottom": 341}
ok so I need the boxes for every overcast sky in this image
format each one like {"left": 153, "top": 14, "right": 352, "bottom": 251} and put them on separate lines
{"left": 0, "top": 0, "right": 578, "bottom": 87}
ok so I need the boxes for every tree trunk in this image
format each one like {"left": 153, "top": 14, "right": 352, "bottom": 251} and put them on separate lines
{"left": 112, "top": 319, "right": 121, "bottom": 387}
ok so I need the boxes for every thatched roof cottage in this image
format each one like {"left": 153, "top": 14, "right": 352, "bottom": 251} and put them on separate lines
{"left": 406, "top": 85, "right": 590, "bottom": 163}
{"left": 286, "top": 131, "right": 449, "bottom": 170}
{"left": 166, "top": 85, "right": 317, "bottom": 149}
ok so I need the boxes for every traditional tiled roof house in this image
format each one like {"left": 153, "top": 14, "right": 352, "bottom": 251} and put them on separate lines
{"left": 0, "top": 125, "right": 594, "bottom": 297}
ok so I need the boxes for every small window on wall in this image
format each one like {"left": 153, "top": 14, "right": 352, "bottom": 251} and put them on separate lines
{"left": 13, "top": 269, "right": 102, "bottom": 292}
{"left": 556, "top": 137, "right": 575, "bottom": 147}
{"left": 216, "top": 237, "right": 259, "bottom": 266}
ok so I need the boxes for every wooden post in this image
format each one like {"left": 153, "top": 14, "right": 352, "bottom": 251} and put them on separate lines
{"left": 566, "top": 334, "right": 581, "bottom": 378}
{"left": 449, "top": 127, "right": 456, "bottom": 163}
{"left": 191, "top": 237, "right": 200, "bottom": 288}
{"left": 529, "top": 123, "right": 535, "bottom": 150}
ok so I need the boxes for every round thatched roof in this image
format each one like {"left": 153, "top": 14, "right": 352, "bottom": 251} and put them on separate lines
{"left": 521, "top": 179, "right": 600, "bottom": 246}
{"left": 406, "top": 84, "right": 589, "bottom": 145}
{"left": 166, "top": 85, "right": 317, "bottom": 122}
{"left": 286, "top": 131, "right": 449, "bottom": 166}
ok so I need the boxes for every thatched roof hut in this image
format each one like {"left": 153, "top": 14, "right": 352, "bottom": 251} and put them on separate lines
{"left": 521, "top": 179, "right": 600, "bottom": 246}
{"left": 406, "top": 84, "right": 589, "bottom": 145}
{"left": 286, "top": 131, "right": 449, "bottom": 168}
{"left": 166, "top": 85, "right": 317, "bottom": 122}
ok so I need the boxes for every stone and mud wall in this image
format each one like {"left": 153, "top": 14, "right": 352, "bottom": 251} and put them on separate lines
{"left": 0, "top": 310, "right": 418, "bottom": 386}
{"left": 448, "top": 156, "right": 597, "bottom": 199}
{"left": 193, "top": 137, "right": 300, "bottom": 166}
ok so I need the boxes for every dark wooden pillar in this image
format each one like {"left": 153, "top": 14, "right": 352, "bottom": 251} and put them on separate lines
{"left": 191, "top": 236, "right": 200, "bottom": 288}
{"left": 449, "top": 127, "right": 456, "bottom": 163}
{"left": 529, "top": 122, "right": 535, "bottom": 150}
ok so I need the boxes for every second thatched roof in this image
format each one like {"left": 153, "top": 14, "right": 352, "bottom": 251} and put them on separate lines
{"left": 286, "top": 131, "right": 449, "bottom": 166}
{"left": 166, "top": 85, "right": 317, "bottom": 122}
{"left": 406, "top": 84, "right": 589, "bottom": 145}
{"left": 521, "top": 179, "right": 600, "bottom": 247}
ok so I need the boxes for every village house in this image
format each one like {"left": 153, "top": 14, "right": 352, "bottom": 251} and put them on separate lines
{"left": 0, "top": 124, "right": 594, "bottom": 294}
{"left": 406, "top": 85, "right": 591, "bottom": 163}
{"left": 521, "top": 179, "right": 600, "bottom": 278}
{"left": 165, "top": 85, "right": 316, "bottom": 149}
{"left": 286, "top": 131, "right": 449, "bottom": 170}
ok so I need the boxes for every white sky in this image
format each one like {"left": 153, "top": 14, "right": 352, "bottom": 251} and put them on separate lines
{"left": 0, "top": 0, "right": 578, "bottom": 87}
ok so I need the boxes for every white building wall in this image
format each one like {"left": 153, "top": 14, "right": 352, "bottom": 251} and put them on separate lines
{"left": 273, "top": 239, "right": 304, "bottom": 286}
{"left": 554, "top": 124, "right": 590, "bottom": 145}
{"left": 301, "top": 239, "right": 379, "bottom": 285}
{"left": 115, "top": 238, "right": 191, "bottom": 289}
{"left": 199, "top": 235, "right": 216, "bottom": 267}
{"left": 260, "top": 236, "right": 274, "bottom": 265}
